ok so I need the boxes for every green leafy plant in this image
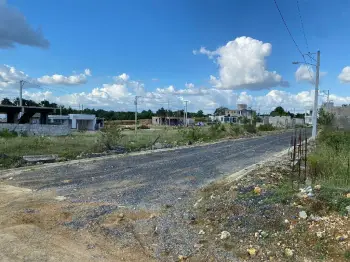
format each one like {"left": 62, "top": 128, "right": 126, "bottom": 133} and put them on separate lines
{"left": 0, "top": 129, "right": 18, "bottom": 138}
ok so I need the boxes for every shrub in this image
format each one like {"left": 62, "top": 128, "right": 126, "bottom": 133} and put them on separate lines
{"left": 186, "top": 126, "right": 203, "bottom": 142}
{"left": 229, "top": 124, "right": 242, "bottom": 136}
{"left": 243, "top": 124, "right": 256, "bottom": 134}
{"left": 99, "top": 128, "right": 124, "bottom": 150}
{"left": 0, "top": 129, "right": 18, "bottom": 138}
{"left": 258, "top": 124, "right": 275, "bottom": 132}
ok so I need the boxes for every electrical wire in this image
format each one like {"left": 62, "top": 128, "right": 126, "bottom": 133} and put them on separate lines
{"left": 296, "top": 0, "right": 309, "bottom": 53}
{"left": 273, "top": 0, "right": 304, "bottom": 57}
{"left": 273, "top": 0, "right": 315, "bottom": 84}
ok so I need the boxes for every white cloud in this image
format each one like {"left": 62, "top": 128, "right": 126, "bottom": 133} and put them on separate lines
{"left": 185, "top": 82, "right": 195, "bottom": 89}
{"left": 0, "top": 64, "right": 30, "bottom": 87}
{"left": 2, "top": 66, "right": 349, "bottom": 114}
{"left": 295, "top": 65, "right": 314, "bottom": 84}
{"left": 295, "top": 65, "right": 326, "bottom": 84}
{"left": 37, "top": 69, "right": 91, "bottom": 85}
{"left": 84, "top": 69, "right": 92, "bottom": 76}
{"left": 0, "top": 0, "right": 49, "bottom": 48}
{"left": 114, "top": 73, "right": 130, "bottom": 82}
{"left": 194, "top": 36, "right": 288, "bottom": 90}
{"left": 338, "top": 66, "right": 350, "bottom": 83}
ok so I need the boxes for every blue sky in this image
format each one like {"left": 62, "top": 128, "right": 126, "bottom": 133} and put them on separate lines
{"left": 1, "top": 0, "right": 350, "bottom": 113}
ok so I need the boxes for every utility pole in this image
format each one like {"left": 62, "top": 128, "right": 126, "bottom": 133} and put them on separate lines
{"left": 167, "top": 99, "right": 170, "bottom": 126}
{"left": 184, "top": 100, "right": 188, "bottom": 126}
{"left": 134, "top": 96, "right": 141, "bottom": 133}
{"left": 292, "top": 50, "right": 320, "bottom": 138}
{"left": 311, "top": 50, "right": 320, "bottom": 138}
{"left": 19, "top": 80, "right": 25, "bottom": 108}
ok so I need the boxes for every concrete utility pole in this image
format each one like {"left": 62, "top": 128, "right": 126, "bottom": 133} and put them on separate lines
{"left": 293, "top": 50, "right": 320, "bottom": 138}
{"left": 312, "top": 50, "right": 320, "bottom": 138}
{"left": 167, "top": 99, "right": 170, "bottom": 126}
{"left": 19, "top": 80, "right": 25, "bottom": 107}
{"left": 184, "top": 100, "right": 188, "bottom": 126}
{"left": 134, "top": 96, "right": 141, "bottom": 133}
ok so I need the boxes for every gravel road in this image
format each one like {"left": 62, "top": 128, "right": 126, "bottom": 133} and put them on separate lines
{"left": 3, "top": 130, "right": 307, "bottom": 209}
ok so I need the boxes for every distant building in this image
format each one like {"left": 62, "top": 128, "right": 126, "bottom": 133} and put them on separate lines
{"left": 225, "top": 104, "right": 255, "bottom": 119}
{"left": 152, "top": 116, "right": 194, "bottom": 126}
{"left": 323, "top": 103, "right": 350, "bottom": 129}
{"left": 48, "top": 114, "right": 101, "bottom": 131}
{"left": 209, "top": 104, "right": 255, "bottom": 124}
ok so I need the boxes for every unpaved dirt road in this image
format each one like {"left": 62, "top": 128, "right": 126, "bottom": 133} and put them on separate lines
{"left": 0, "top": 130, "right": 310, "bottom": 261}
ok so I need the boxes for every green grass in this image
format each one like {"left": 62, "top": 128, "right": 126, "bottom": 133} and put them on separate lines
{"left": 309, "top": 130, "right": 350, "bottom": 188}
{"left": 0, "top": 123, "right": 277, "bottom": 169}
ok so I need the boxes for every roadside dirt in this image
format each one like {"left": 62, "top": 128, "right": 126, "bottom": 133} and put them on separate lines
{"left": 0, "top": 183, "right": 155, "bottom": 262}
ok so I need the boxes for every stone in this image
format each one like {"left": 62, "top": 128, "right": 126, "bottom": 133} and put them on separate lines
{"left": 153, "top": 142, "right": 163, "bottom": 150}
{"left": 299, "top": 211, "right": 307, "bottom": 219}
{"left": 55, "top": 196, "right": 66, "bottom": 201}
{"left": 336, "top": 235, "right": 346, "bottom": 242}
{"left": 23, "top": 154, "right": 58, "bottom": 163}
{"left": 198, "top": 230, "right": 205, "bottom": 235}
{"left": 260, "top": 231, "right": 269, "bottom": 238}
{"left": 254, "top": 186, "right": 261, "bottom": 195}
{"left": 284, "top": 248, "right": 294, "bottom": 257}
{"left": 346, "top": 206, "right": 350, "bottom": 214}
{"left": 193, "top": 198, "right": 203, "bottom": 208}
{"left": 346, "top": 193, "right": 350, "bottom": 199}
{"left": 314, "top": 185, "right": 321, "bottom": 190}
{"left": 118, "top": 213, "right": 124, "bottom": 218}
{"left": 220, "top": 231, "right": 231, "bottom": 240}
{"left": 247, "top": 248, "right": 257, "bottom": 257}
{"left": 178, "top": 255, "right": 188, "bottom": 261}
{"left": 316, "top": 231, "right": 325, "bottom": 238}
{"left": 194, "top": 243, "right": 204, "bottom": 249}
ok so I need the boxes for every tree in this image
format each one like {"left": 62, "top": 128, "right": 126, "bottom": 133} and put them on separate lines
{"left": 318, "top": 108, "right": 334, "bottom": 126}
{"left": 0, "top": 98, "right": 14, "bottom": 105}
{"left": 270, "top": 106, "right": 288, "bottom": 117}
{"left": 196, "top": 110, "right": 204, "bottom": 117}
{"left": 214, "top": 107, "right": 228, "bottom": 115}
{"left": 156, "top": 107, "right": 166, "bottom": 117}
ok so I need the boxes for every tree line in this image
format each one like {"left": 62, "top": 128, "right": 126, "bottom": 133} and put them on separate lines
{"left": 0, "top": 97, "right": 206, "bottom": 120}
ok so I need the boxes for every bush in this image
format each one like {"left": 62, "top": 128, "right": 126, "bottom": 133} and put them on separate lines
{"left": 186, "top": 126, "right": 204, "bottom": 142}
{"left": 0, "top": 129, "right": 18, "bottom": 138}
{"left": 99, "top": 128, "right": 124, "bottom": 150}
{"left": 258, "top": 124, "right": 275, "bottom": 132}
{"left": 243, "top": 124, "right": 256, "bottom": 134}
{"left": 229, "top": 124, "right": 243, "bottom": 136}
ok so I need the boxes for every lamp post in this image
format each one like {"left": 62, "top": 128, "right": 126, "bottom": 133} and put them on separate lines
{"left": 292, "top": 50, "right": 320, "bottom": 138}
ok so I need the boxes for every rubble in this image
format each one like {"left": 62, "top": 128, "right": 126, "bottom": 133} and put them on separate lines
{"left": 220, "top": 231, "right": 231, "bottom": 240}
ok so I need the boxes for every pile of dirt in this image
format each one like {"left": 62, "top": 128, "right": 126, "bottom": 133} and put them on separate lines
{"left": 0, "top": 183, "right": 154, "bottom": 262}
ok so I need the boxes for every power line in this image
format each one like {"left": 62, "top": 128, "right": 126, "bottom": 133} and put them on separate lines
{"left": 296, "top": 0, "right": 309, "bottom": 52}
{"left": 273, "top": 0, "right": 315, "bottom": 84}
{"left": 273, "top": 0, "right": 304, "bottom": 57}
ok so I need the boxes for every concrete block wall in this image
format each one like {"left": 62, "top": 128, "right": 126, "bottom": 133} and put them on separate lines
{"left": 0, "top": 123, "right": 71, "bottom": 136}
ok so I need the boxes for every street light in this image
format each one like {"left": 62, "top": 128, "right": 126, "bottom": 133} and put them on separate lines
{"left": 292, "top": 50, "right": 320, "bottom": 138}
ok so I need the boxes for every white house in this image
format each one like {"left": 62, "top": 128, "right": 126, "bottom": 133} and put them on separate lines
{"left": 48, "top": 114, "right": 97, "bottom": 131}
{"left": 69, "top": 114, "right": 96, "bottom": 131}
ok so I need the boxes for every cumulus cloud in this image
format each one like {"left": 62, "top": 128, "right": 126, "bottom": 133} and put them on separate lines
{"left": 194, "top": 36, "right": 288, "bottom": 90}
{"left": 36, "top": 69, "right": 91, "bottom": 85}
{"left": 0, "top": 0, "right": 49, "bottom": 48}
{"left": 338, "top": 66, "right": 350, "bottom": 83}
{"left": 0, "top": 64, "right": 29, "bottom": 86}
{"left": 185, "top": 82, "right": 195, "bottom": 89}
{"left": 114, "top": 73, "right": 130, "bottom": 82}
{"left": 295, "top": 65, "right": 326, "bottom": 84}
